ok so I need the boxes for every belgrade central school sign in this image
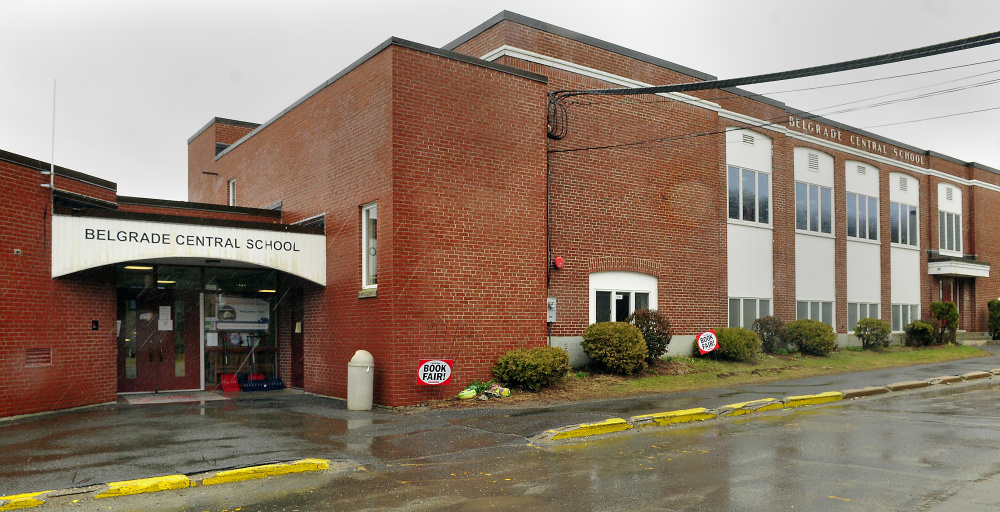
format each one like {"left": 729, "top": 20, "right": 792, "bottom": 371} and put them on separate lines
{"left": 85, "top": 228, "right": 302, "bottom": 252}
{"left": 52, "top": 215, "right": 327, "bottom": 285}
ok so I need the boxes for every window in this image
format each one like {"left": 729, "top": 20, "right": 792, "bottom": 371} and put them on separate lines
{"left": 595, "top": 290, "right": 650, "bottom": 323}
{"left": 848, "top": 302, "right": 880, "bottom": 330}
{"left": 728, "top": 166, "right": 770, "bottom": 224}
{"left": 361, "top": 203, "right": 377, "bottom": 288}
{"left": 846, "top": 193, "right": 878, "bottom": 240}
{"left": 891, "top": 304, "right": 920, "bottom": 332}
{"left": 939, "top": 211, "right": 962, "bottom": 253}
{"left": 797, "top": 300, "right": 833, "bottom": 327}
{"left": 795, "top": 182, "right": 832, "bottom": 234}
{"left": 728, "top": 298, "right": 771, "bottom": 329}
{"left": 228, "top": 179, "right": 236, "bottom": 206}
{"left": 890, "top": 202, "right": 918, "bottom": 246}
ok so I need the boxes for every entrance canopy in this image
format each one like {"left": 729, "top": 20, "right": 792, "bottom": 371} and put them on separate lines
{"left": 52, "top": 212, "right": 326, "bottom": 285}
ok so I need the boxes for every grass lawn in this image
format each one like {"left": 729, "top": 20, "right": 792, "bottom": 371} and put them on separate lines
{"left": 422, "top": 344, "right": 992, "bottom": 409}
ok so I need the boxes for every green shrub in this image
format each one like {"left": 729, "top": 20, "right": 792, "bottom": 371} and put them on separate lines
{"left": 581, "top": 322, "right": 648, "bottom": 375}
{"left": 693, "top": 327, "right": 761, "bottom": 362}
{"left": 752, "top": 316, "right": 785, "bottom": 354}
{"left": 785, "top": 319, "right": 837, "bottom": 356}
{"left": 854, "top": 318, "right": 892, "bottom": 350}
{"left": 989, "top": 300, "right": 1000, "bottom": 340}
{"left": 492, "top": 347, "right": 570, "bottom": 391}
{"left": 626, "top": 309, "right": 673, "bottom": 363}
{"left": 904, "top": 320, "right": 937, "bottom": 347}
{"left": 930, "top": 302, "right": 959, "bottom": 344}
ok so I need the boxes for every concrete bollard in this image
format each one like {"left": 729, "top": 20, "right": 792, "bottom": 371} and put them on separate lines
{"left": 347, "top": 350, "right": 374, "bottom": 411}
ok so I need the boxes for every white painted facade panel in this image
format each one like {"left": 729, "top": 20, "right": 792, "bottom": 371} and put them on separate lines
{"left": 938, "top": 182, "right": 963, "bottom": 214}
{"left": 727, "top": 224, "right": 773, "bottom": 299}
{"left": 890, "top": 247, "right": 921, "bottom": 304}
{"left": 726, "top": 128, "right": 772, "bottom": 172}
{"left": 793, "top": 147, "right": 834, "bottom": 187}
{"left": 890, "top": 172, "right": 919, "bottom": 206}
{"left": 845, "top": 160, "right": 879, "bottom": 196}
{"left": 847, "top": 241, "right": 881, "bottom": 303}
{"left": 52, "top": 215, "right": 328, "bottom": 285}
{"left": 795, "top": 234, "right": 835, "bottom": 300}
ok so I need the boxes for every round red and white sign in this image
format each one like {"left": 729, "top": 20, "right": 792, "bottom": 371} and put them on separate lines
{"left": 697, "top": 330, "right": 718, "bottom": 355}
{"left": 416, "top": 359, "right": 453, "bottom": 385}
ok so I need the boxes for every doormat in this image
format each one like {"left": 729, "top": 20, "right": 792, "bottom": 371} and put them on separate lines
{"left": 123, "top": 393, "right": 230, "bottom": 405}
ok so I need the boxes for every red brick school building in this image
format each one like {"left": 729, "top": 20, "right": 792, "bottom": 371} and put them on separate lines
{"left": 3, "top": 12, "right": 997, "bottom": 417}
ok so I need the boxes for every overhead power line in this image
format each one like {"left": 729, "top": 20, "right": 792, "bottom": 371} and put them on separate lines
{"left": 552, "top": 29, "right": 1000, "bottom": 101}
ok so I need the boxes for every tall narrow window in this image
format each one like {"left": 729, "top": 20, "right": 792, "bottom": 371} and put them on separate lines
{"left": 362, "top": 203, "right": 378, "bottom": 288}
{"left": 890, "top": 202, "right": 918, "bottom": 246}
{"left": 847, "top": 193, "right": 878, "bottom": 241}
{"left": 939, "top": 211, "right": 962, "bottom": 253}
{"left": 727, "top": 166, "right": 769, "bottom": 225}
{"left": 228, "top": 179, "right": 236, "bottom": 206}
{"left": 796, "top": 182, "right": 832, "bottom": 234}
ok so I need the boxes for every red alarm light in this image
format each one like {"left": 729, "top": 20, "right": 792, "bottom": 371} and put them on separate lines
{"left": 553, "top": 256, "right": 565, "bottom": 269}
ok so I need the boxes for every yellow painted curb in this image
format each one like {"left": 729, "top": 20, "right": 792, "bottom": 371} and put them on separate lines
{"left": 201, "top": 458, "right": 330, "bottom": 486}
{"left": 784, "top": 391, "right": 844, "bottom": 408}
{"left": 0, "top": 491, "right": 50, "bottom": 510}
{"left": 630, "top": 407, "right": 716, "bottom": 427}
{"left": 549, "top": 418, "right": 633, "bottom": 440}
{"left": 95, "top": 475, "right": 190, "bottom": 498}
{"left": 721, "top": 399, "right": 783, "bottom": 416}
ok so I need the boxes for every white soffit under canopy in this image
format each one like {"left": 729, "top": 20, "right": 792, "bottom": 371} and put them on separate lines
{"left": 52, "top": 215, "right": 327, "bottom": 285}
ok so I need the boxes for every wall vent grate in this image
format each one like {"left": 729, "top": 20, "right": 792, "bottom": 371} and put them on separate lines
{"left": 808, "top": 153, "right": 819, "bottom": 171}
{"left": 26, "top": 348, "right": 52, "bottom": 367}
{"left": 742, "top": 133, "right": 754, "bottom": 146}
{"left": 857, "top": 165, "right": 866, "bottom": 175}
{"left": 946, "top": 187, "right": 954, "bottom": 201}
{"left": 900, "top": 177, "right": 908, "bottom": 192}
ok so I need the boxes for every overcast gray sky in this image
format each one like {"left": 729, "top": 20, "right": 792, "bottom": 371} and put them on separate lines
{"left": 4, "top": 0, "right": 1000, "bottom": 201}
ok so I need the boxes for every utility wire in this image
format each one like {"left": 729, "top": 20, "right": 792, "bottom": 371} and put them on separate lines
{"left": 862, "top": 105, "right": 1000, "bottom": 129}
{"left": 552, "top": 29, "right": 1000, "bottom": 101}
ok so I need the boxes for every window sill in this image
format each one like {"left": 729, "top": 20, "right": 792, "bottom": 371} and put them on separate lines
{"left": 795, "top": 229, "right": 835, "bottom": 240}
{"left": 358, "top": 288, "right": 377, "bottom": 299}
{"left": 890, "top": 242, "right": 920, "bottom": 251}
{"left": 846, "top": 237, "right": 880, "bottom": 246}
{"left": 937, "top": 249, "right": 963, "bottom": 258}
{"left": 727, "top": 219, "right": 773, "bottom": 230}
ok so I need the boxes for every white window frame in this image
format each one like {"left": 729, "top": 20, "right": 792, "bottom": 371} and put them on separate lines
{"left": 891, "top": 303, "right": 921, "bottom": 332}
{"left": 361, "top": 202, "right": 378, "bottom": 289}
{"left": 589, "top": 272, "right": 657, "bottom": 324}
{"left": 939, "top": 211, "right": 962, "bottom": 254}
{"left": 795, "top": 182, "right": 833, "bottom": 235}
{"left": 848, "top": 302, "right": 880, "bottom": 331}
{"left": 890, "top": 201, "right": 919, "bottom": 247}
{"left": 728, "top": 297, "right": 771, "bottom": 329}
{"left": 846, "top": 192, "right": 878, "bottom": 241}
{"left": 228, "top": 179, "right": 236, "bottom": 206}
{"left": 796, "top": 300, "right": 834, "bottom": 328}
{"left": 727, "top": 165, "right": 771, "bottom": 226}
{"left": 595, "top": 289, "right": 652, "bottom": 323}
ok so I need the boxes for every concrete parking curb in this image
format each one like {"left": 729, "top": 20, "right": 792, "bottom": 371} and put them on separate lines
{"left": 0, "top": 459, "right": 331, "bottom": 509}
{"left": 535, "top": 371, "right": 998, "bottom": 443}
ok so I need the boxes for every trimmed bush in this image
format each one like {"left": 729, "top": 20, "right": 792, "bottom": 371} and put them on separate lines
{"left": 930, "top": 302, "right": 959, "bottom": 344}
{"left": 715, "top": 327, "right": 761, "bottom": 362}
{"left": 626, "top": 309, "right": 673, "bottom": 364}
{"left": 581, "top": 322, "right": 648, "bottom": 375}
{"left": 492, "top": 347, "right": 570, "bottom": 391}
{"left": 904, "top": 320, "right": 937, "bottom": 347}
{"left": 785, "top": 319, "right": 837, "bottom": 356}
{"left": 854, "top": 317, "right": 892, "bottom": 350}
{"left": 752, "top": 316, "right": 785, "bottom": 354}
{"left": 989, "top": 299, "right": 1000, "bottom": 340}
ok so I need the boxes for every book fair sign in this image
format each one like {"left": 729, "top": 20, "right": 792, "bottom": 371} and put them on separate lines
{"left": 416, "top": 359, "right": 453, "bottom": 385}
{"left": 697, "top": 330, "right": 718, "bottom": 355}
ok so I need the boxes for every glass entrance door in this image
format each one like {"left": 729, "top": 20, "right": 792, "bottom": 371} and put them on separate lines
{"left": 117, "top": 291, "right": 201, "bottom": 393}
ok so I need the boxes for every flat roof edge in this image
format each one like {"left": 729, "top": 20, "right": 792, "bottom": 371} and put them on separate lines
{"left": 214, "top": 36, "right": 547, "bottom": 162}
{"left": 187, "top": 117, "right": 262, "bottom": 145}
{"left": 0, "top": 148, "right": 117, "bottom": 191}
{"left": 442, "top": 11, "right": 717, "bottom": 82}
{"left": 117, "top": 195, "right": 283, "bottom": 218}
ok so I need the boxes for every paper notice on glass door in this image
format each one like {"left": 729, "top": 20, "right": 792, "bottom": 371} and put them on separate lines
{"left": 206, "top": 332, "right": 219, "bottom": 347}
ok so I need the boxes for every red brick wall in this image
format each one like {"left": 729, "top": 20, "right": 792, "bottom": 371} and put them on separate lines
{"left": 0, "top": 161, "right": 117, "bottom": 418}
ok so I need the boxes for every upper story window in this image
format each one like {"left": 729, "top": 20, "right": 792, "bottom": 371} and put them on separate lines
{"left": 846, "top": 193, "right": 878, "bottom": 240}
{"left": 794, "top": 148, "right": 834, "bottom": 235}
{"left": 890, "top": 202, "right": 918, "bottom": 246}
{"left": 937, "top": 183, "right": 962, "bottom": 254}
{"left": 727, "top": 166, "right": 769, "bottom": 224}
{"left": 228, "top": 179, "right": 236, "bottom": 206}
{"left": 795, "top": 182, "right": 832, "bottom": 234}
{"left": 362, "top": 203, "right": 378, "bottom": 288}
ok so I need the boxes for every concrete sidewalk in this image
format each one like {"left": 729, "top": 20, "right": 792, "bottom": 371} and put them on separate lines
{"left": 3, "top": 345, "right": 999, "bottom": 497}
